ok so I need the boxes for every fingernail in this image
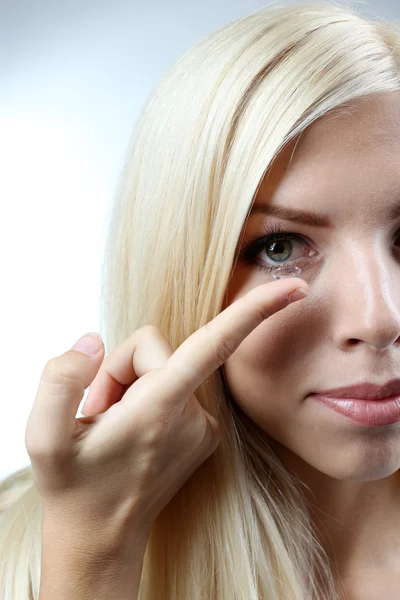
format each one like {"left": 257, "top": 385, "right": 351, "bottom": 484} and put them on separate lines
{"left": 287, "top": 288, "right": 309, "bottom": 304}
{"left": 71, "top": 333, "right": 102, "bottom": 356}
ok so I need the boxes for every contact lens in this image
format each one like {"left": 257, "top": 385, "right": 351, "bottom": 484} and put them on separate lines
{"left": 272, "top": 265, "right": 302, "bottom": 280}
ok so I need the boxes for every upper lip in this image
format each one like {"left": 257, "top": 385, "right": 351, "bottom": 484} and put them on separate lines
{"left": 313, "top": 378, "right": 400, "bottom": 400}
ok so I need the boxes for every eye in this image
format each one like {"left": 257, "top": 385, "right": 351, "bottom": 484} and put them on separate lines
{"left": 394, "top": 230, "right": 400, "bottom": 248}
{"left": 239, "top": 222, "right": 317, "bottom": 276}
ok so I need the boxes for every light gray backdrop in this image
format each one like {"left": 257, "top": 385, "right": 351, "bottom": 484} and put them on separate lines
{"left": 1, "top": 0, "right": 399, "bottom": 480}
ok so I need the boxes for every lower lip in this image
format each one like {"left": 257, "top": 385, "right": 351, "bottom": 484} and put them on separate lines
{"left": 311, "top": 394, "right": 400, "bottom": 427}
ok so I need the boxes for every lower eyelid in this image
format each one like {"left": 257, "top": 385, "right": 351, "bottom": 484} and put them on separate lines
{"left": 254, "top": 255, "right": 314, "bottom": 274}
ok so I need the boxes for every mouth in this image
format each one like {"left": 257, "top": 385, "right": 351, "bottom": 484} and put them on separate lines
{"left": 310, "top": 393, "right": 400, "bottom": 427}
{"left": 312, "top": 378, "right": 400, "bottom": 401}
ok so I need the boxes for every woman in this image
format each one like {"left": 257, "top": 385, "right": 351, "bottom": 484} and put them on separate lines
{"left": 2, "top": 2, "right": 400, "bottom": 598}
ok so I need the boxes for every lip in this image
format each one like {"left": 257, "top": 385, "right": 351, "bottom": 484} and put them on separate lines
{"left": 314, "top": 378, "right": 400, "bottom": 400}
{"left": 311, "top": 394, "right": 400, "bottom": 427}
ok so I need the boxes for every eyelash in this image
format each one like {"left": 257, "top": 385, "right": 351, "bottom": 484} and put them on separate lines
{"left": 239, "top": 222, "right": 313, "bottom": 275}
{"left": 239, "top": 223, "right": 400, "bottom": 276}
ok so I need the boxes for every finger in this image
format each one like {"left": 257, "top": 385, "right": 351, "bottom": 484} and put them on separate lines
{"left": 81, "top": 326, "right": 173, "bottom": 416}
{"left": 25, "top": 333, "right": 105, "bottom": 455}
{"left": 159, "top": 279, "right": 309, "bottom": 404}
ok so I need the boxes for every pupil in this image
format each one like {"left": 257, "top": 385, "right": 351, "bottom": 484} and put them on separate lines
{"left": 268, "top": 240, "right": 291, "bottom": 261}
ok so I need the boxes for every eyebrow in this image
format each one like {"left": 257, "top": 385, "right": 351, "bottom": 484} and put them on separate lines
{"left": 250, "top": 202, "right": 400, "bottom": 227}
{"left": 250, "top": 203, "right": 331, "bottom": 227}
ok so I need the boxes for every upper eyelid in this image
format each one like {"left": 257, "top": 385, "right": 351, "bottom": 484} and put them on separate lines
{"left": 241, "top": 230, "right": 309, "bottom": 255}
{"left": 244, "top": 225, "right": 400, "bottom": 256}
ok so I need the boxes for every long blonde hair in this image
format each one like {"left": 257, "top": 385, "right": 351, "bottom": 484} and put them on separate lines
{"left": 2, "top": 2, "right": 400, "bottom": 598}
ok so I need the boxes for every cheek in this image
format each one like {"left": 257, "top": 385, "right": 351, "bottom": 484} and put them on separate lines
{"left": 224, "top": 315, "right": 305, "bottom": 382}
{"left": 223, "top": 318, "right": 298, "bottom": 424}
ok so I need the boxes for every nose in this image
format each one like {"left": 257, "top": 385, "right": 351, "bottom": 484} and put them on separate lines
{"left": 331, "top": 241, "right": 400, "bottom": 353}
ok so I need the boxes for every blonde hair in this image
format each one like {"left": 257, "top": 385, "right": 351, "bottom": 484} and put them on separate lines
{"left": 2, "top": 2, "right": 400, "bottom": 598}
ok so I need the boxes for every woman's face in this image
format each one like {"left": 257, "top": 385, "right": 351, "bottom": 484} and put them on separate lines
{"left": 223, "top": 91, "right": 400, "bottom": 482}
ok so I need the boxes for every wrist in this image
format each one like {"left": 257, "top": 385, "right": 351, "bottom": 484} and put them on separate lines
{"left": 39, "top": 519, "right": 149, "bottom": 600}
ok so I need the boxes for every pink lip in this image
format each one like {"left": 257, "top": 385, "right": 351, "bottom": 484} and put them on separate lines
{"left": 312, "top": 394, "right": 400, "bottom": 427}
{"left": 315, "top": 378, "right": 400, "bottom": 400}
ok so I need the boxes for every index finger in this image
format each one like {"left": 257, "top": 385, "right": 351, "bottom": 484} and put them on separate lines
{"left": 159, "top": 278, "right": 309, "bottom": 401}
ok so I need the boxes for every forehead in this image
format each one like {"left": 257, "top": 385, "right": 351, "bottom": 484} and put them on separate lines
{"left": 257, "top": 91, "right": 400, "bottom": 217}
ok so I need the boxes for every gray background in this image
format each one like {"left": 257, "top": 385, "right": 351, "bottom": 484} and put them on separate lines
{"left": 1, "top": 0, "right": 399, "bottom": 480}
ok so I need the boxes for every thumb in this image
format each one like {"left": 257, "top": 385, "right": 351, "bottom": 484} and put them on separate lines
{"left": 25, "top": 333, "right": 105, "bottom": 456}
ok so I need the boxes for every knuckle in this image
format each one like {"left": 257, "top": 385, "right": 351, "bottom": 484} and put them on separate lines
{"left": 137, "top": 324, "right": 162, "bottom": 339}
{"left": 200, "top": 418, "right": 221, "bottom": 457}
{"left": 25, "top": 439, "right": 47, "bottom": 460}
{"left": 136, "top": 325, "right": 171, "bottom": 348}
{"left": 24, "top": 431, "right": 38, "bottom": 457}
{"left": 206, "top": 329, "right": 237, "bottom": 364}
{"left": 25, "top": 430, "right": 64, "bottom": 461}
{"left": 207, "top": 414, "right": 221, "bottom": 440}
{"left": 255, "top": 304, "right": 272, "bottom": 322}
{"left": 179, "top": 400, "right": 211, "bottom": 445}
{"left": 196, "top": 417, "right": 220, "bottom": 457}
{"left": 42, "top": 355, "right": 82, "bottom": 388}
{"left": 189, "top": 412, "right": 208, "bottom": 440}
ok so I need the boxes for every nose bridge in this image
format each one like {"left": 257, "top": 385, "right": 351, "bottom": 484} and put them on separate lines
{"left": 345, "top": 239, "right": 389, "bottom": 310}
{"left": 331, "top": 238, "right": 400, "bottom": 349}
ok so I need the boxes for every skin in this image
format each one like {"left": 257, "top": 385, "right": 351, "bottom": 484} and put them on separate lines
{"left": 222, "top": 91, "right": 400, "bottom": 597}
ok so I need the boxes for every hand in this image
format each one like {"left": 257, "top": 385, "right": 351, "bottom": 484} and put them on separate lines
{"left": 25, "top": 279, "right": 309, "bottom": 548}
